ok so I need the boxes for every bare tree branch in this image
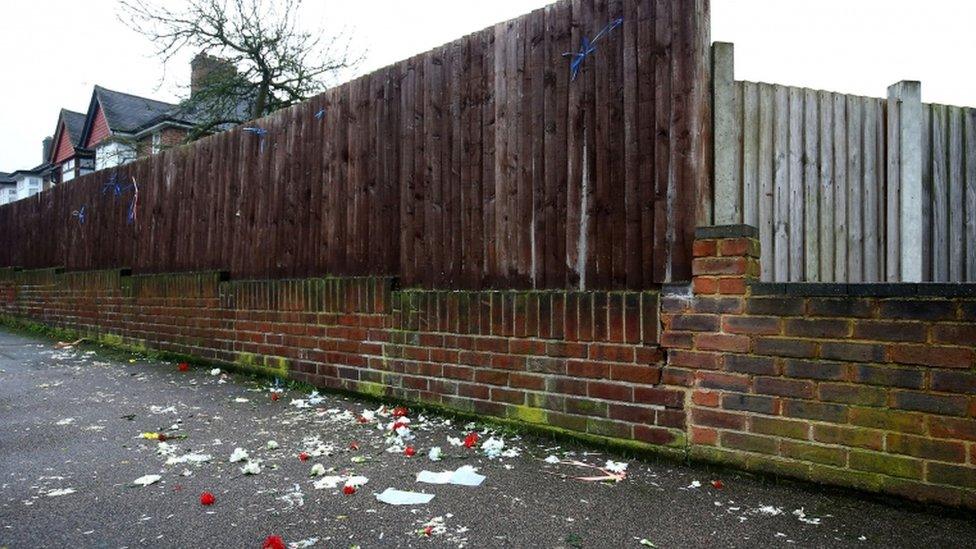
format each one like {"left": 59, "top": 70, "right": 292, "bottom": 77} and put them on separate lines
{"left": 118, "top": 0, "right": 363, "bottom": 140}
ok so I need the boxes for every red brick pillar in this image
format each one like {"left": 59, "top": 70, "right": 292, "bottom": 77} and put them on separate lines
{"left": 691, "top": 225, "right": 760, "bottom": 295}
{"left": 661, "top": 225, "right": 760, "bottom": 446}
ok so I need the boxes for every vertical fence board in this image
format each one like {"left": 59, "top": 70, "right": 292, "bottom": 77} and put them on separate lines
{"left": 758, "top": 84, "right": 774, "bottom": 280}
{"left": 948, "top": 106, "right": 965, "bottom": 282}
{"left": 773, "top": 85, "right": 790, "bottom": 282}
{"left": 818, "top": 91, "right": 834, "bottom": 282}
{"left": 863, "top": 99, "right": 879, "bottom": 281}
{"left": 931, "top": 104, "right": 949, "bottom": 282}
{"left": 965, "top": 108, "right": 976, "bottom": 281}
{"left": 803, "top": 88, "right": 819, "bottom": 281}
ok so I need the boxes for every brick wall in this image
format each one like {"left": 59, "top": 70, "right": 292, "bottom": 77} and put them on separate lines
{"left": 0, "top": 269, "right": 680, "bottom": 454}
{"left": 661, "top": 225, "right": 976, "bottom": 509}
{"left": 2, "top": 228, "right": 974, "bottom": 510}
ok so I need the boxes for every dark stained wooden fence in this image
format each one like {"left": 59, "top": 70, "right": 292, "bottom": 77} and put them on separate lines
{"left": 0, "top": 0, "right": 711, "bottom": 290}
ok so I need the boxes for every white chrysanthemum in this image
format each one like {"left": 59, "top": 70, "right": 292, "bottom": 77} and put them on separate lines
{"left": 229, "top": 447, "right": 249, "bottom": 462}
{"left": 604, "top": 460, "right": 628, "bottom": 473}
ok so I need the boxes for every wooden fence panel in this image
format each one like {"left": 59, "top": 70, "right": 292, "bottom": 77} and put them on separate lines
{"left": 0, "top": 0, "right": 712, "bottom": 290}
{"left": 721, "top": 79, "right": 892, "bottom": 282}
{"left": 922, "top": 103, "right": 976, "bottom": 282}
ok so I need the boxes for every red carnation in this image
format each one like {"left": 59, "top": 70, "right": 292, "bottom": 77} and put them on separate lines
{"left": 177, "top": 362, "right": 189, "bottom": 372}
{"left": 270, "top": 392, "right": 280, "bottom": 402}
{"left": 298, "top": 452, "right": 310, "bottom": 462}
{"left": 349, "top": 441, "right": 360, "bottom": 451}
{"left": 392, "top": 421, "right": 407, "bottom": 432}
{"left": 423, "top": 525, "right": 434, "bottom": 536}
{"left": 342, "top": 485, "right": 356, "bottom": 495}
{"left": 404, "top": 446, "right": 416, "bottom": 457}
{"left": 200, "top": 491, "right": 215, "bottom": 505}
{"left": 463, "top": 432, "right": 478, "bottom": 448}
{"left": 711, "top": 479, "right": 724, "bottom": 490}
{"left": 392, "top": 406, "right": 409, "bottom": 418}
{"left": 262, "top": 535, "right": 286, "bottom": 549}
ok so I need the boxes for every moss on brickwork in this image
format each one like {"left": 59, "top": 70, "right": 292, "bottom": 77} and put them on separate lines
{"left": 509, "top": 405, "right": 548, "bottom": 425}
{"left": 358, "top": 381, "right": 387, "bottom": 399}
{"left": 232, "top": 352, "right": 289, "bottom": 379}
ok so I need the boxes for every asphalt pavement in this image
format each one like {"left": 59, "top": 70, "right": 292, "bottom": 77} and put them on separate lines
{"left": 0, "top": 329, "right": 973, "bottom": 548}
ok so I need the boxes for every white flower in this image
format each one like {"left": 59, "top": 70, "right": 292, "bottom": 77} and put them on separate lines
{"left": 481, "top": 437, "right": 505, "bottom": 459}
{"left": 428, "top": 447, "right": 443, "bottom": 461}
{"left": 241, "top": 460, "right": 262, "bottom": 475}
{"left": 604, "top": 460, "right": 628, "bottom": 474}
{"left": 447, "top": 437, "right": 463, "bottom": 447}
{"left": 209, "top": 368, "right": 221, "bottom": 376}
{"left": 267, "top": 440, "right": 279, "bottom": 450}
{"left": 544, "top": 455, "right": 561, "bottom": 464}
{"left": 229, "top": 447, "right": 249, "bottom": 462}
{"left": 310, "top": 463, "right": 326, "bottom": 476}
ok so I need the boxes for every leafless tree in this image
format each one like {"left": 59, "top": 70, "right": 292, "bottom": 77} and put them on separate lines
{"left": 119, "top": 0, "right": 361, "bottom": 138}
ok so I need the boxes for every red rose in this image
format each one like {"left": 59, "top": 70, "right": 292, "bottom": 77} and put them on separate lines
{"left": 392, "top": 406, "right": 409, "bottom": 418}
{"left": 392, "top": 421, "right": 407, "bottom": 432}
{"left": 423, "top": 526, "right": 434, "bottom": 536}
{"left": 200, "top": 491, "right": 215, "bottom": 505}
{"left": 463, "top": 432, "right": 478, "bottom": 448}
{"left": 270, "top": 392, "right": 280, "bottom": 402}
{"left": 349, "top": 441, "right": 359, "bottom": 451}
{"left": 298, "top": 452, "right": 309, "bottom": 462}
{"left": 262, "top": 535, "right": 286, "bottom": 549}
{"left": 177, "top": 362, "right": 189, "bottom": 372}
{"left": 711, "top": 479, "right": 724, "bottom": 490}
{"left": 404, "top": 446, "right": 416, "bottom": 457}
{"left": 157, "top": 433, "right": 168, "bottom": 442}
{"left": 342, "top": 485, "right": 356, "bottom": 495}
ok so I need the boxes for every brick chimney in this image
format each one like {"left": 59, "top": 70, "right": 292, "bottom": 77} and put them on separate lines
{"left": 42, "top": 136, "right": 52, "bottom": 163}
{"left": 191, "top": 52, "right": 236, "bottom": 96}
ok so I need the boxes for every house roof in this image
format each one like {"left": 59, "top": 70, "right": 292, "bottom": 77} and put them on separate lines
{"left": 0, "top": 172, "right": 14, "bottom": 185}
{"left": 8, "top": 163, "right": 53, "bottom": 178}
{"left": 61, "top": 109, "right": 87, "bottom": 147}
{"left": 90, "top": 85, "right": 182, "bottom": 134}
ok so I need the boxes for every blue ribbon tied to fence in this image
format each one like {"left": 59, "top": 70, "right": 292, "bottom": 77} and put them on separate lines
{"left": 100, "top": 171, "right": 139, "bottom": 224}
{"left": 563, "top": 17, "right": 624, "bottom": 81}
{"left": 242, "top": 126, "right": 269, "bottom": 153}
{"left": 314, "top": 108, "right": 327, "bottom": 120}
{"left": 72, "top": 205, "right": 86, "bottom": 226}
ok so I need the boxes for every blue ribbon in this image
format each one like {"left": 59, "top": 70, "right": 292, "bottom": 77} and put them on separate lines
{"left": 564, "top": 17, "right": 624, "bottom": 81}
{"left": 314, "top": 108, "right": 327, "bottom": 120}
{"left": 242, "top": 126, "right": 268, "bottom": 153}
{"left": 101, "top": 171, "right": 130, "bottom": 197}
{"left": 72, "top": 205, "right": 86, "bottom": 226}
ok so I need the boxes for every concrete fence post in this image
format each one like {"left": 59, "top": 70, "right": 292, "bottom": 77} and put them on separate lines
{"left": 886, "top": 80, "right": 923, "bottom": 282}
{"left": 712, "top": 42, "right": 738, "bottom": 225}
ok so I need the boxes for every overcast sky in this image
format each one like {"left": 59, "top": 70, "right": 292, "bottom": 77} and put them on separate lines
{"left": 2, "top": 0, "right": 974, "bottom": 173}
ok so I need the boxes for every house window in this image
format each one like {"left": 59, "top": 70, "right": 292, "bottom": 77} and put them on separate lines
{"left": 152, "top": 132, "right": 162, "bottom": 154}
{"left": 62, "top": 159, "right": 76, "bottom": 182}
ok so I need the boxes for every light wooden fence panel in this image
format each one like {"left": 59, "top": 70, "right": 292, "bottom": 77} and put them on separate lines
{"left": 714, "top": 42, "right": 975, "bottom": 284}
{"left": 720, "top": 79, "right": 887, "bottom": 282}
